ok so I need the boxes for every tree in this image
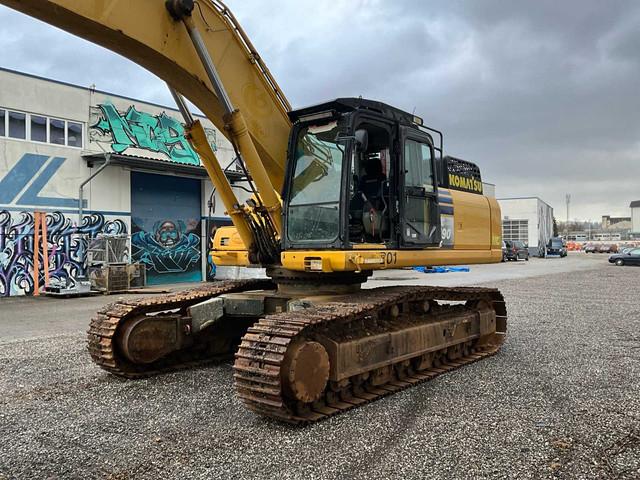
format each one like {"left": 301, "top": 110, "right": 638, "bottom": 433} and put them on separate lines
{"left": 553, "top": 217, "right": 559, "bottom": 237}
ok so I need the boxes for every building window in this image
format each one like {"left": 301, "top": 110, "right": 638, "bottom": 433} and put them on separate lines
{"left": 49, "top": 118, "right": 65, "bottom": 145}
{"left": 8, "top": 111, "right": 26, "bottom": 139}
{"left": 0, "top": 107, "right": 83, "bottom": 147}
{"left": 31, "top": 115, "right": 47, "bottom": 142}
{"left": 67, "top": 121, "right": 83, "bottom": 147}
{"left": 503, "top": 219, "right": 529, "bottom": 243}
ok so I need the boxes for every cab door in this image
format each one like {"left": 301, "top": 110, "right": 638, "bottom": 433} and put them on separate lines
{"left": 400, "top": 128, "right": 441, "bottom": 247}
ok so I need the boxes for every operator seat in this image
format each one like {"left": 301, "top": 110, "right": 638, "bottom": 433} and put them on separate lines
{"left": 359, "top": 158, "right": 388, "bottom": 240}
{"left": 359, "top": 159, "right": 385, "bottom": 204}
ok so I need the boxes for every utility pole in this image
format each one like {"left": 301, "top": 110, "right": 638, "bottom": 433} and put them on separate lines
{"left": 565, "top": 194, "right": 571, "bottom": 237}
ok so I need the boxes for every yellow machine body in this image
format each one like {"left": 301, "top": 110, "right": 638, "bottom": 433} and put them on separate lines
{"left": 213, "top": 189, "right": 503, "bottom": 271}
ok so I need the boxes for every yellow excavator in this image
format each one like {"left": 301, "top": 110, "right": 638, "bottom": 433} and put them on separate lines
{"left": 2, "top": 0, "right": 506, "bottom": 423}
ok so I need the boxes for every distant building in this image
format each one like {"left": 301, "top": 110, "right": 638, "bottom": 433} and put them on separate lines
{"left": 601, "top": 215, "right": 631, "bottom": 230}
{"left": 482, "top": 182, "right": 496, "bottom": 198}
{"left": 565, "top": 208, "right": 636, "bottom": 242}
{"left": 632, "top": 201, "right": 640, "bottom": 234}
{"left": 497, "top": 197, "right": 553, "bottom": 256}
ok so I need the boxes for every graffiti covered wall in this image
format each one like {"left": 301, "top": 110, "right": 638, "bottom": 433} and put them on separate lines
{"left": 131, "top": 219, "right": 201, "bottom": 284}
{"left": 0, "top": 210, "right": 127, "bottom": 297}
{"left": 130, "top": 172, "right": 202, "bottom": 285}
{"left": 0, "top": 69, "right": 248, "bottom": 295}
{"left": 90, "top": 103, "right": 218, "bottom": 165}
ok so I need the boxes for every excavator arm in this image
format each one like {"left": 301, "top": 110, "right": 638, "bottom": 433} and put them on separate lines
{"left": 0, "top": 0, "right": 291, "bottom": 262}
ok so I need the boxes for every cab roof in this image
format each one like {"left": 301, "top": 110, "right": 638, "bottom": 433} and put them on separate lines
{"left": 288, "top": 97, "right": 418, "bottom": 126}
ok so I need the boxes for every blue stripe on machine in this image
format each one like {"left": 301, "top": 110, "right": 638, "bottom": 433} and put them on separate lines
{"left": 440, "top": 205, "right": 454, "bottom": 215}
{"left": 438, "top": 189, "right": 452, "bottom": 203}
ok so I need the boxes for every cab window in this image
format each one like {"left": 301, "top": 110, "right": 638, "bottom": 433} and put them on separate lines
{"left": 287, "top": 122, "right": 344, "bottom": 243}
{"left": 404, "top": 140, "right": 434, "bottom": 192}
{"left": 402, "top": 137, "right": 438, "bottom": 245}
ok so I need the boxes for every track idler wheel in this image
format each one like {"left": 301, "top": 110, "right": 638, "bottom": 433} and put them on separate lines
{"left": 117, "top": 315, "right": 185, "bottom": 364}
{"left": 281, "top": 340, "right": 330, "bottom": 404}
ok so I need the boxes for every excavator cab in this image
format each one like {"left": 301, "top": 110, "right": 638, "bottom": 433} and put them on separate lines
{"left": 283, "top": 98, "right": 442, "bottom": 251}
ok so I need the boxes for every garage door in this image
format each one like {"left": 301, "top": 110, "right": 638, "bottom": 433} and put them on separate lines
{"left": 131, "top": 172, "right": 202, "bottom": 285}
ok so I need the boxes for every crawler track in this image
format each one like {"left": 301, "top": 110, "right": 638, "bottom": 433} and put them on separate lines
{"left": 87, "top": 279, "right": 274, "bottom": 378}
{"left": 234, "top": 285, "right": 506, "bottom": 423}
{"left": 88, "top": 281, "right": 506, "bottom": 424}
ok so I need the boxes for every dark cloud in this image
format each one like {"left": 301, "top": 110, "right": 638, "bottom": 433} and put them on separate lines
{"left": 0, "top": 7, "right": 167, "bottom": 104}
{"left": 1, "top": 0, "right": 638, "bottom": 219}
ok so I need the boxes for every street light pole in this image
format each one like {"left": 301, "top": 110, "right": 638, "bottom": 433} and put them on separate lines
{"left": 565, "top": 194, "right": 571, "bottom": 237}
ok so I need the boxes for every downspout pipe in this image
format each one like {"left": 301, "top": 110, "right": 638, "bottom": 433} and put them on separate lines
{"left": 77, "top": 152, "right": 112, "bottom": 280}
{"left": 78, "top": 152, "right": 112, "bottom": 227}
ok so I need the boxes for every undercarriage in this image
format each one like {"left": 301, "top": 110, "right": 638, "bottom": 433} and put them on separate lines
{"left": 88, "top": 278, "right": 506, "bottom": 423}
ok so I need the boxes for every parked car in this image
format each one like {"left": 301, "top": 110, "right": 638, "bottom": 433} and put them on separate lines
{"left": 598, "top": 244, "right": 617, "bottom": 254}
{"left": 584, "top": 243, "right": 597, "bottom": 253}
{"left": 609, "top": 248, "right": 640, "bottom": 266}
{"left": 547, "top": 237, "right": 567, "bottom": 257}
{"left": 504, "top": 240, "right": 529, "bottom": 261}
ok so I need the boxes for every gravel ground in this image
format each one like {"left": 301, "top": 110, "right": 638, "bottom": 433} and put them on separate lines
{"left": 0, "top": 262, "right": 639, "bottom": 479}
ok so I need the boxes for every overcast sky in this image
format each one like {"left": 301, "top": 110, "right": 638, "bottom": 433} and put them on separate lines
{"left": 1, "top": 0, "right": 638, "bottom": 220}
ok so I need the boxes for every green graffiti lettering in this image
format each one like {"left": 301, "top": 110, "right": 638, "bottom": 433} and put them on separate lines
{"left": 92, "top": 104, "right": 205, "bottom": 166}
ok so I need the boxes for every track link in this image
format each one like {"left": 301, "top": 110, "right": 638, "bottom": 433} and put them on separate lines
{"left": 87, "top": 279, "right": 274, "bottom": 378}
{"left": 234, "top": 285, "right": 506, "bottom": 423}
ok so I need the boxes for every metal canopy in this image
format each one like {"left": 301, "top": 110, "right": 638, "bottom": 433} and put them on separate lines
{"left": 82, "top": 152, "right": 245, "bottom": 182}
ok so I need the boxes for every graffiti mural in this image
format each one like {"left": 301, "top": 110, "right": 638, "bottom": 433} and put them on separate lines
{"left": 90, "top": 103, "right": 202, "bottom": 165}
{"left": 131, "top": 219, "right": 201, "bottom": 284}
{"left": 0, "top": 210, "right": 127, "bottom": 297}
{"left": 130, "top": 171, "right": 202, "bottom": 285}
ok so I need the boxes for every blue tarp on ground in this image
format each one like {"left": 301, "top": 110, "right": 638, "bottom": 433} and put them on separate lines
{"left": 413, "top": 266, "right": 470, "bottom": 274}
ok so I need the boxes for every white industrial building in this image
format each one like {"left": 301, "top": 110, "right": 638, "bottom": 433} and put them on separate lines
{"left": 631, "top": 200, "right": 640, "bottom": 234}
{"left": 482, "top": 182, "right": 496, "bottom": 198}
{"left": 497, "top": 197, "right": 554, "bottom": 256}
{"left": 0, "top": 67, "right": 248, "bottom": 297}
